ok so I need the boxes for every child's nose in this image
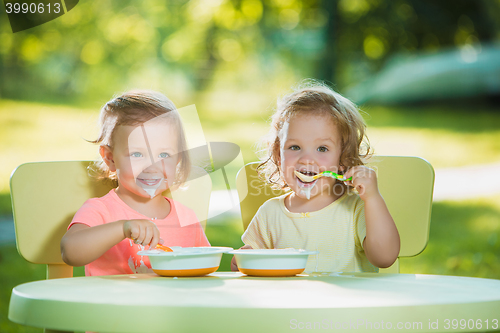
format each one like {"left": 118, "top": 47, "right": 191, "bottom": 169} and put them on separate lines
{"left": 142, "top": 158, "right": 164, "bottom": 172}
{"left": 298, "top": 150, "right": 315, "bottom": 165}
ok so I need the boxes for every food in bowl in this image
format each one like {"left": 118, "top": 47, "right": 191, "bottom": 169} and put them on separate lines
{"left": 155, "top": 244, "right": 173, "bottom": 252}
{"left": 229, "top": 248, "right": 319, "bottom": 277}
{"left": 138, "top": 247, "right": 232, "bottom": 277}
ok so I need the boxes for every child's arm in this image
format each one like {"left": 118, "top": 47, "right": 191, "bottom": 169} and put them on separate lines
{"left": 344, "top": 166, "right": 400, "bottom": 268}
{"left": 60, "top": 219, "right": 160, "bottom": 267}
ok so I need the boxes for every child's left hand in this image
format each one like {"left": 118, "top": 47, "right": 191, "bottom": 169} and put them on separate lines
{"left": 343, "top": 166, "right": 379, "bottom": 201}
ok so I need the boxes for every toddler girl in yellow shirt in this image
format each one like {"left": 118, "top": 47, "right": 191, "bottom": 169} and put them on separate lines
{"left": 232, "top": 82, "right": 400, "bottom": 273}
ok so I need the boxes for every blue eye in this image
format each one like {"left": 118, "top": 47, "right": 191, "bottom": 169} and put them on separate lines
{"left": 290, "top": 145, "right": 300, "bottom": 151}
{"left": 317, "top": 146, "right": 328, "bottom": 152}
{"left": 159, "top": 152, "right": 170, "bottom": 158}
{"left": 130, "top": 152, "right": 142, "bottom": 157}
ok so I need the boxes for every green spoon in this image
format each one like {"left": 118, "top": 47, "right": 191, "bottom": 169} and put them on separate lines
{"left": 294, "top": 170, "right": 352, "bottom": 183}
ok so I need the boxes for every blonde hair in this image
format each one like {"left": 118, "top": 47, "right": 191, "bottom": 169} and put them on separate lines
{"left": 258, "top": 81, "right": 371, "bottom": 190}
{"left": 89, "top": 90, "right": 191, "bottom": 186}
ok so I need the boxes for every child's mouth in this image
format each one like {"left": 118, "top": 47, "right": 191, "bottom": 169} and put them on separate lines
{"left": 137, "top": 178, "right": 162, "bottom": 187}
{"left": 137, "top": 176, "right": 166, "bottom": 199}
{"left": 295, "top": 170, "right": 318, "bottom": 200}
{"left": 296, "top": 170, "right": 318, "bottom": 187}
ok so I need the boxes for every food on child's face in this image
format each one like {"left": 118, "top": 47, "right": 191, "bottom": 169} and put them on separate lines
{"left": 155, "top": 244, "right": 173, "bottom": 252}
{"left": 295, "top": 170, "right": 317, "bottom": 200}
{"left": 143, "top": 188, "right": 156, "bottom": 198}
{"left": 300, "top": 186, "right": 314, "bottom": 200}
{"left": 136, "top": 174, "right": 165, "bottom": 198}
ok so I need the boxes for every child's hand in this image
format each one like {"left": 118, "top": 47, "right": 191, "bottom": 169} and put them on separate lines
{"left": 123, "top": 219, "right": 161, "bottom": 248}
{"left": 344, "top": 166, "right": 400, "bottom": 268}
{"left": 343, "top": 166, "right": 379, "bottom": 201}
{"left": 230, "top": 244, "right": 253, "bottom": 271}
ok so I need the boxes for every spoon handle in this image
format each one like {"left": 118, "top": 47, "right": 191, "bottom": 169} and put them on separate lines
{"left": 322, "top": 171, "right": 352, "bottom": 182}
{"left": 294, "top": 170, "right": 352, "bottom": 182}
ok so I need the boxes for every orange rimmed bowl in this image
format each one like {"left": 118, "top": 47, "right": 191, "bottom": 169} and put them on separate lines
{"left": 138, "top": 247, "right": 233, "bottom": 277}
{"left": 229, "top": 249, "right": 319, "bottom": 277}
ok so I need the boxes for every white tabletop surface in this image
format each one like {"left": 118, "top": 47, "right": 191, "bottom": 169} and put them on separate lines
{"left": 9, "top": 272, "right": 500, "bottom": 332}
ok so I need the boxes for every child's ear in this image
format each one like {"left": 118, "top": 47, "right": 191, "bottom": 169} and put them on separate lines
{"left": 99, "top": 145, "right": 116, "bottom": 172}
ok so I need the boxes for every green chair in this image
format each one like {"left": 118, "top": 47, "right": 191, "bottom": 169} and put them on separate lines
{"left": 10, "top": 161, "right": 212, "bottom": 280}
{"left": 235, "top": 156, "right": 435, "bottom": 273}
{"left": 9, "top": 161, "right": 211, "bottom": 333}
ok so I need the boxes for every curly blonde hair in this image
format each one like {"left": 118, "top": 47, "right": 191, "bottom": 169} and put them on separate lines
{"left": 258, "top": 81, "right": 372, "bottom": 190}
{"left": 89, "top": 90, "right": 191, "bottom": 187}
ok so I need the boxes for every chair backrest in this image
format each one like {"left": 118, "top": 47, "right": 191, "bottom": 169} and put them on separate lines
{"left": 10, "top": 161, "right": 211, "bottom": 279}
{"left": 235, "top": 156, "right": 434, "bottom": 273}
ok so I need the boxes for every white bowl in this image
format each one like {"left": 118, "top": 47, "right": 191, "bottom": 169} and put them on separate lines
{"left": 138, "top": 247, "right": 233, "bottom": 277}
{"left": 229, "top": 249, "right": 319, "bottom": 277}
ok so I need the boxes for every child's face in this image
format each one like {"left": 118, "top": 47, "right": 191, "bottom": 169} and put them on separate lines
{"left": 279, "top": 113, "right": 342, "bottom": 200}
{"left": 103, "top": 121, "right": 180, "bottom": 200}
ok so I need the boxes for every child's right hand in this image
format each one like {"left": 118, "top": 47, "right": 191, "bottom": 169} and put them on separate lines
{"left": 123, "top": 219, "right": 161, "bottom": 249}
{"left": 230, "top": 244, "right": 253, "bottom": 271}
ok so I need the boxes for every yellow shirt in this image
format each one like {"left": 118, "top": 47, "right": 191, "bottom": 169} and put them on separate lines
{"left": 242, "top": 193, "right": 378, "bottom": 273}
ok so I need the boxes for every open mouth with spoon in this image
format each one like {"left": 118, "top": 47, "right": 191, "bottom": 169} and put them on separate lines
{"left": 294, "top": 170, "right": 351, "bottom": 183}
{"left": 294, "top": 170, "right": 318, "bottom": 199}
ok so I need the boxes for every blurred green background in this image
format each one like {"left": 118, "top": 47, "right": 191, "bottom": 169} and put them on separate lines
{"left": 1, "top": 1, "right": 500, "bottom": 332}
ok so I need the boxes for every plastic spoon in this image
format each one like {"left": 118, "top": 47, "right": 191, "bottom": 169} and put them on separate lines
{"left": 294, "top": 170, "right": 352, "bottom": 183}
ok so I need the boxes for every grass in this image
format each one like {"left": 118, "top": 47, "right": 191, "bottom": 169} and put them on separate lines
{"left": 400, "top": 195, "right": 500, "bottom": 278}
{"left": 2, "top": 99, "right": 500, "bottom": 201}
{"left": 0, "top": 245, "right": 44, "bottom": 333}
{"left": 0, "top": 99, "right": 99, "bottom": 209}
{"left": 1, "top": 98, "right": 500, "bottom": 331}
{"left": 363, "top": 104, "right": 500, "bottom": 168}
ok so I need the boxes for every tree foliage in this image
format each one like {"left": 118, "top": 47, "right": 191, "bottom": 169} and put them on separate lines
{"left": 0, "top": 0, "right": 498, "bottom": 104}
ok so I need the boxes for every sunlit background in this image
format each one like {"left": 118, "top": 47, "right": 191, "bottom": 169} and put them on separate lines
{"left": 1, "top": 1, "right": 500, "bottom": 331}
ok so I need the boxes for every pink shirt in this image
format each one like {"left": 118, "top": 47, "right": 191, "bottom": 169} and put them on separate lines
{"left": 69, "top": 189, "right": 210, "bottom": 276}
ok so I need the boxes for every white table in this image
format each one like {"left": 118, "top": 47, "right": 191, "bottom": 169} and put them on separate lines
{"left": 9, "top": 272, "right": 500, "bottom": 332}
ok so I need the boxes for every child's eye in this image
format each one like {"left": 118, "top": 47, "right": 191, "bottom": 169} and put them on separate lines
{"left": 130, "top": 152, "right": 143, "bottom": 157}
{"left": 317, "top": 146, "right": 328, "bottom": 152}
{"left": 289, "top": 145, "right": 300, "bottom": 151}
{"left": 159, "top": 152, "right": 170, "bottom": 158}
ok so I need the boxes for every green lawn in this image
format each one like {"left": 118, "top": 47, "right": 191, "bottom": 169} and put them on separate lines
{"left": 400, "top": 195, "right": 500, "bottom": 278}
{"left": 0, "top": 245, "right": 45, "bottom": 333}
{"left": 1, "top": 98, "right": 500, "bottom": 332}
{"left": 3, "top": 100, "right": 500, "bottom": 202}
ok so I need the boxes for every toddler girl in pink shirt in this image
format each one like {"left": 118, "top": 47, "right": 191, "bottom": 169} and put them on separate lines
{"left": 61, "top": 90, "right": 210, "bottom": 276}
